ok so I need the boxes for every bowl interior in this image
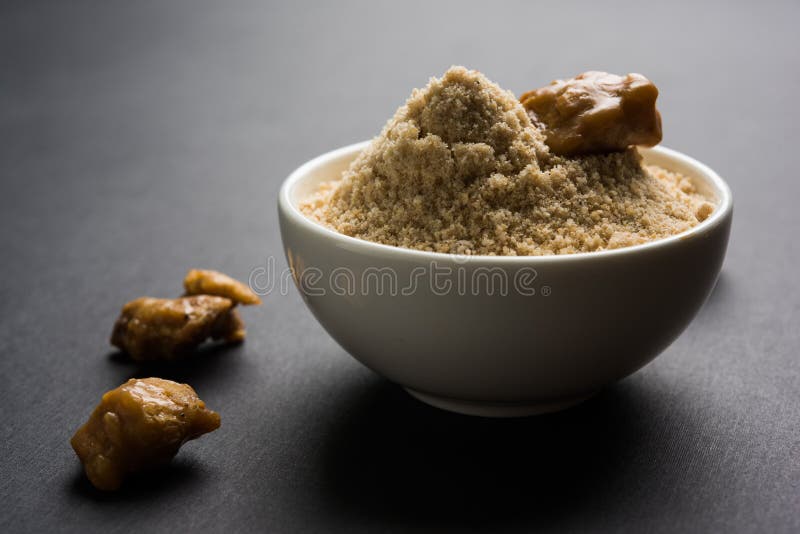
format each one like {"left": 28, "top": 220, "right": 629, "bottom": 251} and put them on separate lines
{"left": 286, "top": 142, "right": 366, "bottom": 208}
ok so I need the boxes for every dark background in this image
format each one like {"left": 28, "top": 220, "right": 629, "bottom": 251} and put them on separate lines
{"left": 1, "top": 1, "right": 798, "bottom": 532}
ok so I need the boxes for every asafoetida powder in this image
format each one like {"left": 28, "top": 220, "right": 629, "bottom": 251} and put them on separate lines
{"left": 301, "top": 67, "right": 713, "bottom": 256}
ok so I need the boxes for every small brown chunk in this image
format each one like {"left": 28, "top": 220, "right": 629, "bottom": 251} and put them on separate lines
{"left": 696, "top": 202, "right": 714, "bottom": 222}
{"left": 110, "top": 296, "right": 241, "bottom": 361}
{"left": 70, "top": 378, "right": 220, "bottom": 491}
{"left": 183, "top": 269, "right": 261, "bottom": 305}
{"left": 520, "top": 71, "right": 662, "bottom": 156}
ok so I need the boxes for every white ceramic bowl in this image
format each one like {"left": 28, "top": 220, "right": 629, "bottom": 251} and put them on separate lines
{"left": 278, "top": 142, "right": 733, "bottom": 417}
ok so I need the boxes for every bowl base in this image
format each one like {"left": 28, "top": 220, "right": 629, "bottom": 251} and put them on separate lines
{"left": 404, "top": 388, "right": 593, "bottom": 417}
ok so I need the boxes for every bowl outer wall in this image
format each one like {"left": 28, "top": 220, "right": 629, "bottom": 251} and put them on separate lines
{"left": 277, "top": 143, "right": 733, "bottom": 403}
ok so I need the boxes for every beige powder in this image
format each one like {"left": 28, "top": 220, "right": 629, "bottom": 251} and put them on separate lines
{"left": 301, "top": 66, "right": 713, "bottom": 256}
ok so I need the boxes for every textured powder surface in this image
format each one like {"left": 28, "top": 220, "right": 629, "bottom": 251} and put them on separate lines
{"left": 301, "top": 67, "right": 713, "bottom": 256}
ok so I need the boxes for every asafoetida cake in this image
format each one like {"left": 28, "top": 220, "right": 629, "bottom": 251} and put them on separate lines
{"left": 301, "top": 66, "right": 713, "bottom": 256}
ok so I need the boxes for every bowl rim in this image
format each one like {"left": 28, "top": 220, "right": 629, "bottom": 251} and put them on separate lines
{"left": 279, "top": 141, "right": 733, "bottom": 263}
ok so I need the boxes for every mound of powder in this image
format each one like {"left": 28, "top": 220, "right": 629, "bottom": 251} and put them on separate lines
{"left": 301, "top": 66, "right": 713, "bottom": 256}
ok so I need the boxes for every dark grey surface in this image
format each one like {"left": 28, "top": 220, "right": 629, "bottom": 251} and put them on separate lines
{"left": 1, "top": 1, "right": 798, "bottom": 532}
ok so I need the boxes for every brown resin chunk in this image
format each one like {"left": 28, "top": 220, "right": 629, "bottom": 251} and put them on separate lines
{"left": 183, "top": 269, "right": 261, "bottom": 305}
{"left": 70, "top": 378, "right": 220, "bottom": 491}
{"left": 520, "top": 71, "right": 662, "bottom": 156}
{"left": 110, "top": 295, "right": 242, "bottom": 361}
